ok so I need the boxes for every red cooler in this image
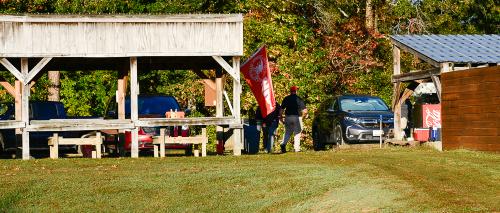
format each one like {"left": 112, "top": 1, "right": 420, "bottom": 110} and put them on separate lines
{"left": 413, "top": 128, "right": 430, "bottom": 142}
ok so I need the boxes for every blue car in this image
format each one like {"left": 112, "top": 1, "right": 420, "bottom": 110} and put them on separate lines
{"left": 312, "top": 95, "right": 394, "bottom": 150}
{"left": 0, "top": 101, "right": 86, "bottom": 156}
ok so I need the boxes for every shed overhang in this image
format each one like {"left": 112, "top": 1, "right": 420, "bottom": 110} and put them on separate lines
{"left": 391, "top": 34, "right": 500, "bottom": 65}
{"left": 0, "top": 14, "right": 244, "bottom": 58}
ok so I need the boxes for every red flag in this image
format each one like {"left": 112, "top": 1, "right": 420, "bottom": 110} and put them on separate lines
{"left": 241, "top": 46, "right": 276, "bottom": 118}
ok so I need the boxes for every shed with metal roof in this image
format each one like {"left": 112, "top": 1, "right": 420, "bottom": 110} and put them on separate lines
{"left": 390, "top": 34, "right": 499, "bottom": 151}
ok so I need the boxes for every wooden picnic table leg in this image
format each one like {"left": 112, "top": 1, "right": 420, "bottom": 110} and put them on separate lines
{"left": 194, "top": 144, "right": 199, "bottom": 157}
{"left": 95, "top": 132, "right": 102, "bottom": 159}
{"left": 50, "top": 133, "right": 59, "bottom": 159}
{"left": 202, "top": 127, "right": 207, "bottom": 157}
{"left": 154, "top": 144, "right": 159, "bottom": 157}
{"left": 160, "top": 128, "right": 165, "bottom": 158}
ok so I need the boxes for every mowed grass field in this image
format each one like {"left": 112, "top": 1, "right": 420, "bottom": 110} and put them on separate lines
{"left": 0, "top": 147, "right": 498, "bottom": 212}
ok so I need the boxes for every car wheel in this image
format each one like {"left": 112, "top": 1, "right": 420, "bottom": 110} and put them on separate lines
{"left": 334, "top": 124, "right": 346, "bottom": 146}
{"left": 312, "top": 126, "right": 325, "bottom": 151}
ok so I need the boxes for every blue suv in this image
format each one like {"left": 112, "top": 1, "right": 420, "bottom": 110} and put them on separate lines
{"left": 312, "top": 95, "right": 394, "bottom": 150}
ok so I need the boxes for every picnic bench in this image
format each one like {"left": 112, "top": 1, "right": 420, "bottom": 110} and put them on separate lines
{"left": 153, "top": 127, "right": 208, "bottom": 158}
{"left": 152, "top": 110, "right": 208, "bottom": 157}
{"left": 48, "top": 132, "right": 103, "bottom": 159}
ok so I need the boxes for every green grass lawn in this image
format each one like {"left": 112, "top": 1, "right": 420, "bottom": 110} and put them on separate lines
{"left": 0, "top": 147, "right": 499, "bottom": 212}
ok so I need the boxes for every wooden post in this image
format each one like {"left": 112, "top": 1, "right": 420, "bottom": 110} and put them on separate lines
{"left": 95, "top": 132, "right": 102, "bottom": 159}
{"left": 160, "top": 128, "right": 165, "bottom": 158}
{"left": 202, "top": 127, "right": 207, "bottom": 157}
{"left": 392, "top": 46, "right": 403, "bottom": 140}
{"left": 48, "top": 71, "right": 60, "bottom": 101}
{"left": 433, "top": 62, "right": 449, "bottom": 102}
{"left": 431, "top": 75, "right": 442, "bottom": 102}
{"left": 130, "top": 57, "right": 139, "bottom": 158}
{"left": 216, "top": 69, "right": 224, "bottom": 117}
{"left": 50, "top": 133, "right": 59, "bottom": 159}
{"left": 117, "top": 70, "right": 128, "bottom": 157}
{"left": 14, "top": 81, "right": 22, "bottom": 156}
{"left": 232, "top": 57, "right": 242, "bottom": 156}
{"left": 21, "top": 58, "right": 30, "bottom": 160}
{"left": 117, "top": 70, "right": 128, "bottom": 120}
{"left": 216, "top": 68, "right": 224, "bottom": 154}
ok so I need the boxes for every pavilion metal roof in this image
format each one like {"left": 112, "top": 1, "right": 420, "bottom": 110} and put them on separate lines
{"left": 391, "top": 34, "right": 500, "bottom": 64}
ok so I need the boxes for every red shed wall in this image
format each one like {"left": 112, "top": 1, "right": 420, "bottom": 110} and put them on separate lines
{"left": 441, "top": 66, "right": 500, "bottom": 151}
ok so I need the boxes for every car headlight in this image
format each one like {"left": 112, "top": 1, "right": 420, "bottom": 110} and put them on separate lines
{"left": 345, "top": 116, "right": 360, "bottom": 123}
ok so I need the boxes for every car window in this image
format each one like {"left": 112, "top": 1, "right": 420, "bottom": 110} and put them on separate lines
{"left": 33, "top": 102, "right": 60, "bottom": 120}
{"left": 340, "top": 97, "right": 388, "bottom": 111}
{"left": 126, "top": 96, "right": 181, "bottom": 115}
{"left": 332, "top": 99, "right": 339, "bottom": 111}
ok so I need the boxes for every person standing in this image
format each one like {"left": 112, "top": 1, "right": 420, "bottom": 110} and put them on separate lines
{"left": 256, "top": 102, "right": 281, "bottom": 153}
{"left": 279, "top": 86, "right": 307, "bottom": 153}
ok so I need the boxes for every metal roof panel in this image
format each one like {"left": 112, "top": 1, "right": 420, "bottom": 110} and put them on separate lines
{"left": 391, "top": 34, "right": 500, "bottom": 64}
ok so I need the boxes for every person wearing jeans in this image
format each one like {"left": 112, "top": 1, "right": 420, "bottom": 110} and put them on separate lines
{"left": 279, "top": 86, "right": 307, "bottom": 153}
{"left": 256, "top": 102, "right": 281, "bottom": 153}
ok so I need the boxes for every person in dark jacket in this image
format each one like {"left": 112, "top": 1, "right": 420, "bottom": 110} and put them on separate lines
{"left": 256, "top": 102, "right": 281, "bottom": 153}
{"left": 279, "top": 86, "right": 307, "bottom": 153}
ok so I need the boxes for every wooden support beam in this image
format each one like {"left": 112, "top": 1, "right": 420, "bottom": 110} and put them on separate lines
{"left": 216, "top": 69, "right": 224, "bottom": 118}
{"left": 0, "top": 121, "right": 25, "bottom": 129}
{"left": 391, "top": 68, "right": 441, "bottom": 83}
{"left": 0, "top": 58, "right": 25, "bottom": 83}
{"left": 28, "top": 119, "right": 134, "bottom": 131}
{"left": 135, "top": 116, "right": 238, "bottom": 127}
{"left": 202, "top": 127, "right": 207, "bottom": 157}
{"left": 130, "top": 57, "right": 139, "bottom": 158}
{"left": 14, "top": 81, "right": 21, "bottom": 135}
{"left": 393, "top": 45, "right": 401, "bottom": 76}
{"left": 215, "top": 69, "right": 225, "bottom": 154}
{"left": 117, "top": 70, "right": 128, "bottom": 120}
{"left": 21, "top": 58, "right": 30, "bottom": 160}
{"left": 24, "top": 57, "right": 52, "bottom": 84}
{"left": 223, "top": 90, "right": 234, "bottom": 116}
{"left": 212, "top": 56, "right": 238, "bottom": 80}
{"left": 232, "top": 56, "right": 242, "bottom": 156}
{"left": 392, "top": 46, "right": 402, "bottom": 140}
{"left": 50, "top": 133, "right": 59, "bottom": 159}
{"left": 0, "top": 81, "right": 15, "bottom": 97}
{"left": 431, "top": 75, "right": 442, "bottom": 102}
{"left": 159, "top": 127, "right": 165, "bottom": 158}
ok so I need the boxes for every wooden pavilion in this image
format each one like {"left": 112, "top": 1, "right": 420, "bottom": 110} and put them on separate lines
{"left": 0, "top": 14, "right": 244, "bottom": 159}
{"left": 391, "top": 34, "right": 499, "bottom": 151}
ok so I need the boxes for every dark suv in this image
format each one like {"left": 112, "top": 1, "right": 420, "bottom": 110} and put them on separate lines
{"left": 0, "top": 101, "right": 87, "bottom": 155}
{"left": 312, "top": 95, "right": 393, "bottom": 150}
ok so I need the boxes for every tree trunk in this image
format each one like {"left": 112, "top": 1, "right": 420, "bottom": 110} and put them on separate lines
{"left": 365, "top": 0, "right": 375, "bottom": 32}
{"left": 48, "top": 71, "right": 60, "bottom": 101}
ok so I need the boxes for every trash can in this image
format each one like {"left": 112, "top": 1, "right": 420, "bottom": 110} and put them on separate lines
{"left": 243, "top": 123, "right": 260, "bottom": 154}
